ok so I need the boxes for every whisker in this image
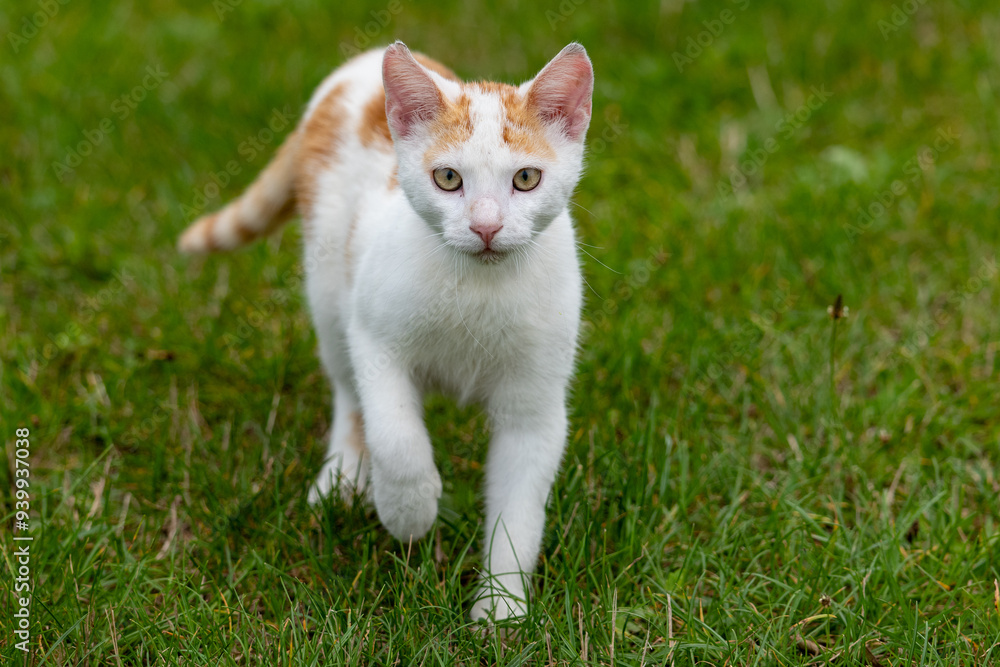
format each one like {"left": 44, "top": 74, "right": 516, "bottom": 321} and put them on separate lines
{"left": 371, "top": 233, "right": 451, "bottom": 293}
{"left": 456, "top": 289, "right": 495, "bottom": 360}
{"left": 525, "top": 238, "right": 556, "bottom": 258}
{"left": 578, "top": 246, "right": 622, "bottom": 275}
{"left": 570, "top": 200, "right": 597, "bottom": 218}
{"left": 581, "top": 276, "right": 602, "bottom": 300}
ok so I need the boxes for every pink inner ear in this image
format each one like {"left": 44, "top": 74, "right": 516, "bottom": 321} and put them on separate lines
{"left": 382, "top": 43, "right": 444, "bottom": 138}
{"left": 527, "top": 45, "right": 594, "bottom": 141}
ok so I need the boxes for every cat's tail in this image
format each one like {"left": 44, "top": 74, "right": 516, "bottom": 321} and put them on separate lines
{"left": 177, "top": 129, "right": 302, "bottom": 253}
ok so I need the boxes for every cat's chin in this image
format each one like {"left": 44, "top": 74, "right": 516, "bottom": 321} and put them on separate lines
{"left": 475, "top": 248, "right": 507, "bottom": 263}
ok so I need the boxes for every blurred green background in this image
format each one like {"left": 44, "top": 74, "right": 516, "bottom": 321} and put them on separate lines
{"left": 2, "top": 0, "right": 999, "bottom": 663}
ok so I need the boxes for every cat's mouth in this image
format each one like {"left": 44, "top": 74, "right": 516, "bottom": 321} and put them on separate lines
{"left": 476, "top": 248, "right": 506, "bottom": 263}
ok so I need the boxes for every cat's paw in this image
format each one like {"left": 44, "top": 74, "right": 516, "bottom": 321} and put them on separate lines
{"left": 470, "top": 587, "right": 528, "bottom": 624}
{"left": 371, "top": 465, "right": 441, "bottom": 541}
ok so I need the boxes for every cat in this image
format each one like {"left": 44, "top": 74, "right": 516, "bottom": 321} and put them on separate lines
{"left": 178, "top": 41, "right": 593, "bottom": 623}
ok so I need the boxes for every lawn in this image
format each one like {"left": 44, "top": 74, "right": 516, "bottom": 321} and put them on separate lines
{"left": 2, "top": 0, "right": 999, "bottom": 663}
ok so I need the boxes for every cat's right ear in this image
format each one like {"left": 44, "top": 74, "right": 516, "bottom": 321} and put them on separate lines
{"left": 525, "top": 43, "right": 594, "bottom": 142}
{"left": 382, "top": 42, "right": 444, "bottom": 139}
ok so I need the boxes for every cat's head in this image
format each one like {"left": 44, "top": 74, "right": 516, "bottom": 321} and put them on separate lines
{"left": 382, "top": 42, "right": 593, "bottom": 262}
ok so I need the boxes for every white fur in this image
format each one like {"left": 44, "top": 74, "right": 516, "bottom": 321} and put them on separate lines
{"left": 304, "top": 44, "right": 591, "bottom": 623}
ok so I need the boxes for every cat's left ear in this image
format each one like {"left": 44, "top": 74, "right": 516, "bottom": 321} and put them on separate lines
{"left": 382, "top": 41, "right": 445, "bottom": 139}
{"left": 525, "top": 43, "right": 594, "bottom": 142}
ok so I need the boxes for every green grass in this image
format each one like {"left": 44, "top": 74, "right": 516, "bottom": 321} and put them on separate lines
{"left": 2, "top": 0, "right": 1000, "bottom": 663}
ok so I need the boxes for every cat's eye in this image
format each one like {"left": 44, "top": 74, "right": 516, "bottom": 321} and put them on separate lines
{"left": 513, "top": 168, "right": 542, "bottom": 191}
{"left": 433, "top": 167, "right": 463, "bottom": 191}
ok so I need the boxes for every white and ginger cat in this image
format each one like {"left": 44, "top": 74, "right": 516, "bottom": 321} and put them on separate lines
{"left": 179, "top": 42, "right": 593, "bottom": 622}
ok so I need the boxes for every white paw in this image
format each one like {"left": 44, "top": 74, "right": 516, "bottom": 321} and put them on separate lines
{"left": 308, "top": 458, "right": 368, "bottom": 505}
{"left": 470, "top": 584, "right": 527, "bottom": 623}
{"left": 371, "top": 465, "right": 441, "bottom": 541}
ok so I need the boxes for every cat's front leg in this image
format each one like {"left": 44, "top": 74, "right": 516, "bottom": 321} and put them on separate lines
{"left": 351, "top": 335, "right": 441, "bottom": 541}
{"left": 471, "top": 389, "right": 569, "bottom": 623}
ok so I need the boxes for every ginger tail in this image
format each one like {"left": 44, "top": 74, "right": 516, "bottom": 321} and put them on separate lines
{"left": 178, "top": 129, "right": 302, "bottom": 253}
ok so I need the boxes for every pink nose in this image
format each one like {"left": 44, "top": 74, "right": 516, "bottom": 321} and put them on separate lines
{"left": 471, "top": 221, "right": 502, "bottom": 247}
{"left": 469, "top": 197, "right": 503, "bottom": 248}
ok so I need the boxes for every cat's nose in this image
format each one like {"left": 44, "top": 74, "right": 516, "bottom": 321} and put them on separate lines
{"left": 471, "top": 221, "right": 502, "bottom": 247}
{"left": 469, "top": 197, "right": 503, "bottom": 247}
